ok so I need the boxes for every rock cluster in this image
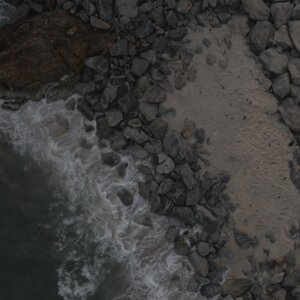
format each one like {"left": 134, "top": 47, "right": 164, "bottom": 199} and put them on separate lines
{"left": 1, "top": 0, "right": 300, "bottom": 298}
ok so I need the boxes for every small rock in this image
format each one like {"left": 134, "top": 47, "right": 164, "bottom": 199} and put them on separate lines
{"left": 186, "top": 188, "right": 200, "bottom": 206}
{"left": 188, "top": 251, "right": 209, "bottom": 276}
{"left": 115, "top": 0, "right": 138, "bottom": 18}
{"left": 174, "top": 236, "right": 190, "bottom": 256}
{"left": 259, "top": 48, "right": 288, "bottom": 75}
{"left": 206, "top": 53, "right": 217, "bottom": 66}
{"left": 289, "top": 21, "right": 300, "bottom": 52}
{"left": 85, "top": 55, "right": 109, "bottom": 76}
{"left": 176, "top": 163, "right": 197, "bottom": 190}
{"left": 279, "top": 98, "right": 300, "bottom": 133}
{"left": 105, "top": 109, "right": 123, "bottom": 127}
{"left": 147, "top": 86, "right": 167, "bottom": 104}
{"left": 1, "top": 101, "right": 20, "bottom": 111}
{"left": 194, "top": 128, "right": 206, "bottom": 144}
{"left": 293, "top": 4, "right": 300, "bottom": 20}
{"left": 173, "top": 206, "right": 197, "bottom": 226}
{"left": 288, "top": 58, "right": 300, "bottom": 86}
{"left": 75, "top": 82, "right": 95, "bottom": 95}
{"left": 118, "top": 93, "right": 139, "bottom": 114}
{"left": 283, "top": 266, "right": 300, "bottom": 288}
{"left": 77, "top": 99, "right": 95, "bottom": 121}
{"left": 234, "top": 230, "right": 256, "bottom": 249}
{"left": 131, "top": 57, "right": 150, "bottom": 76}
{"left": 242, "top": 0, "right": 270, "bottom": 21}
{"left": 274, "top": 25, "right": 293, "bottom": 49}
{"left": 291, "top": 84, "right": 300, "bottom": 101}
{"left": 176, "top": 0, "right": 192, "bottom": 14}
{"left": 196, "top": 242, "right": 211, "bottom": 257}
{"left": 201, "top": 284, "right": 221, "bottom": 298}
{"left": 291, "top": 285, "right": 300, "bottom": 298}
{"left": 102, "top": 151, "right": 121, "bottom": 166}
{"left": 110, "top": 39, "right": 128, "bottom": 56}
{"left": 271, "top": 272, "right": 285, "bottom": 284}
{"left": 271, "top": 2, "right": 293, "bottom": 29}
{"left": 221, "top": 278, "right": 254, "bottom": 297}
{"left": 272, "top": 73, "right": 290, "bottom": 99}
{"left": 181, "top": 119, "right": 196, "bottom": 139}
{"left": 98, "top": 0, "right": 114, "bottom": 21}
{"left": 117, "top": 188, "right": 134, "bottom": 206}
{"left": 139, "top": 101, "right": 158, "bottom": 122}
{"left": 249, "top": 21, "right": 274, "bottom": 53}
{"left": 158, "top": 178, "right": 174, "bottom": 194}
{"left": 150, "top": 118, "right": 168, "bottom": 140}
{"left": 140, "top": 50, "right": 156, "bottom": 65}
{"left": 167, "top": 183, "right": 186, "bottom": 206}
{"left": 165, "top": 10, "right": 178, "bottom": 28}
{"left": 156, "top": 153, "right": 176, "bottom": 174}
{"left": 117, "top": 162, "right": 128, "bottom": 177}
{"left": 174, "top": 70, "right": 187, "bottom": 90}
{"left": 124, "top": 127, "right": 149, "bottom": 145}
{"left": 144, "top": 139, "right": 163, "bottom": 154}
{"left": 90, "top": 16, "right": 111, "bottom": 30}
{"left": 166, "top": 226, "right": 180, "bottom": 242}
{"left": 96, "top": 117, "right": 113, "bottom": 139}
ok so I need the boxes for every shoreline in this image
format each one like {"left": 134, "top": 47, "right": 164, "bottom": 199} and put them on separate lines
{"left": 0, "top": 0, "right": 300, "bottom": 299}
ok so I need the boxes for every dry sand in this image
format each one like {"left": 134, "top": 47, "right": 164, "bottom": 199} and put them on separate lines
{"left": 163, "top": 16, "right": 300, "bottom": 277}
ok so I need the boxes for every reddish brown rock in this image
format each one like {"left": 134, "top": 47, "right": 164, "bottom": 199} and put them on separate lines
{"left": 0, "top": 10, "right": 115, "bottom": 92}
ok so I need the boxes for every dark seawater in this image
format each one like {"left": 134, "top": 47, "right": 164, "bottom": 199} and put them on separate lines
{"left": 0, "top": 138, "right": 63, "bottom": 300}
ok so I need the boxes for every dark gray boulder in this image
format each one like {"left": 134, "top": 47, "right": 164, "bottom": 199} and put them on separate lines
{"left": 249, "top": 21, "right": 274, "bottom": 53}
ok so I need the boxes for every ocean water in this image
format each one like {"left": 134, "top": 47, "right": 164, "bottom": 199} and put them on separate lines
{"left": 0, "top": 98, "right": 201, "bottom": 300}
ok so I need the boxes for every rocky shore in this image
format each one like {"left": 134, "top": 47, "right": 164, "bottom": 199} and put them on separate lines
{"left": 1, "top": 0, "right": 300, "bottom": 299}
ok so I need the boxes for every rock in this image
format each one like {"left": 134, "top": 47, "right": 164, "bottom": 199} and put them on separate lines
{"left": 117, "top": 162, "right": 128, "bottom": 177}
{"left": 115, "top": 0, "right": 138, "bottom": 18}
{"left": 96, "top": 116, "right": 113, "bottom": 139}
{"left": 110, "top": 39, "right": 128, "bottom": 56}
{"left": 288, "top": 58, "right": 300, "bottom": 86}
{"left": 102, "top": 151, "right": 121, "bottom": 166}
{"left": 201, "top": 284, "right": 221, "bottom": 298}
{"left": 283, "top": 266, "right": 300, "bottom": 288}
{"left": 176, "top": 163, "right": 197, "bottom": 190}
{"left": 196, "top": 205, "right": 218, "bottom": 231}
{"left": 196, "top": 242, "right": 211, "bottom": 257}
{"left": 274, "top": 25, "right": 293, "bottom": 49}
{"left": 241, "top": 0, "right": 270, "bottom": 21}
{"left": 249, "top": 21, "right": 274, "bottom": 53}
{"left": 165, "top": 10, "right": 178, "bottom": 28}
{"left": 118, "top": 93, "right": 139, "bottom": 114}
{"left": 75, "top": 82, "right": 96, "bottom": 95}
{"left": 150, "top": 119, "right": 168, "bottom": 140}
{"left": 174, "top": 236, "right": 190, "bottom": 256}
{"left": 272, "top": 73, "right": 290, "bottom": 99}
{"left": 85, "top": 55, "right": 110, "bottom": 76}
{"left": 140, "top": 50, "right": 156, "bottom": 65}
{"left": 174, "top": 70, "right": 187, "bottom": 90}
{"left": 271, "top": 2, "right": 294, "bottom": 29}
{"left": 90, "top": 16, "right": 111, "bottom": 30}
{"left": 221, "top": 279, "right": 254, "bottom": 297}
{"left": 279, "top": 98, "right": 300, "bottom": 133}
{"left": 271, "top": 272, "right": 285, "bottom": 284}
{"left": 188, "top": 251, "right": 209, "bottom": 276}
{"left": 167, "top": 183, "right": 186, "bottom": 205}
{"left": 291, "top": 84, "right": 300, "bottom": 101}
{"left": 97, "top": 0, "right": 114, "bottom": 21}
{"left": 156, "top": 153, "right": 176, "bottom": 174}
{"left": 289, "top": 21, "right": 300, "bottom": 52}
{"left": 173, "top": 206, "right": 197, "bottom": 226}
{"left": 206, "top": 53, "right": 217, "bottom": 65}
{"left": 1, "top": 101, "right": 20, "bottom": 111}
{"left": 158, "top": 178, "right": 174, "bottom": 194}
{"left": 124, "top": 127, "right": 149, "bottom": 144}
{"left": 77, "top": 99, "right": 95, "bottom": 120}
{"left": 117, "top": 188, "right": 134, "bottom": 206}
{"left": 131, "top": 57, "right": 150, "bottom": 76}
{"left": 181, "top": 119, "right": 196, "bottom": 139}
{"left": 259, "top": 48, "right": 288, "bottom": 75}
{"left": 81, "top": 0, "right": 96, "bottom": 16}
{"left": 147, "top": 86, "right": 167, "bottom": 104}
{"left": 176, "top": 0, "right": 192, "bottom": 14}
{"left": 186, "top": 188, "right": 200, "bottom": 206}
{"left": 105, "top": 109, "right": 123, "bottom": 127}
{"left": 194, "top": 128, "right": 206, "bottom": 144}
{"left": 291, "top": 285, "right": 300, "bottom": 298}
{"left": 139, "top": 101, "right": 158, "bottom": 122}
{"left": 101, "top": 84, "right": 119, "bottom": 109}
{"left": 234, "top": 230, "right": 256, "bottom": 249}
{"left": 135, "top": 19, "right": 154, "bottom": 38}
{"left": 166, "top": 226, "right": 180, "bottom": 242}
{"left": 0, "top": 10, "right": 114, "bottom": 92}
{"left": 293, "top": 4, "right": 300, "bottom": 20}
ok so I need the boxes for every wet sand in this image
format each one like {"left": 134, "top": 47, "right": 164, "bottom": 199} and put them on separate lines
{"left": 164, "top": 16, "right": 300, "bottom": 276}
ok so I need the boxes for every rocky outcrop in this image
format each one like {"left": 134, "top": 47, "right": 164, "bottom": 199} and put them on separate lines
{"left": 0, "top": 9, "right": 114, "bottom": 92}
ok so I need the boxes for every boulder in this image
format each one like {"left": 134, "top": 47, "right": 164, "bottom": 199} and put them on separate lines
{"left": 0, "top": 10, "right": 114, "bottom": 92}
{"left": 271, "top": 2, "right": 294, "bottom": 29}
{"left": 188, "top": 251, "right": 209, "bottom": 276}
{"left": 249, "top": 21, "right": 274, "bottom": 53}
{"left": 279, "top": 98, "right": 300, "bottom": 133}
{"left": 272, "top": 73, "right": 290, "bottom": 99}
{"left": 289, "top": 21, "right": 300, "bottom": 52}
{"left": 221, "top": 279, "right": 254, "bottom": 297}
{"left": 241, "top": 0, "right": 270, "bottom": 21}
{"left": 288, "top": 58, "right": 300, "bottom": 86}
{"left": 259, "top": 48, "right": 289, "bottom": 75}
{"left": 117, "top": 188, "right": 134, "bottom": 206}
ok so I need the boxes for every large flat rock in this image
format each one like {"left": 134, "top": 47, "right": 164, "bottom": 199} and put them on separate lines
{"left": 0, "top": 10, "right": 114, "bottom": 91}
